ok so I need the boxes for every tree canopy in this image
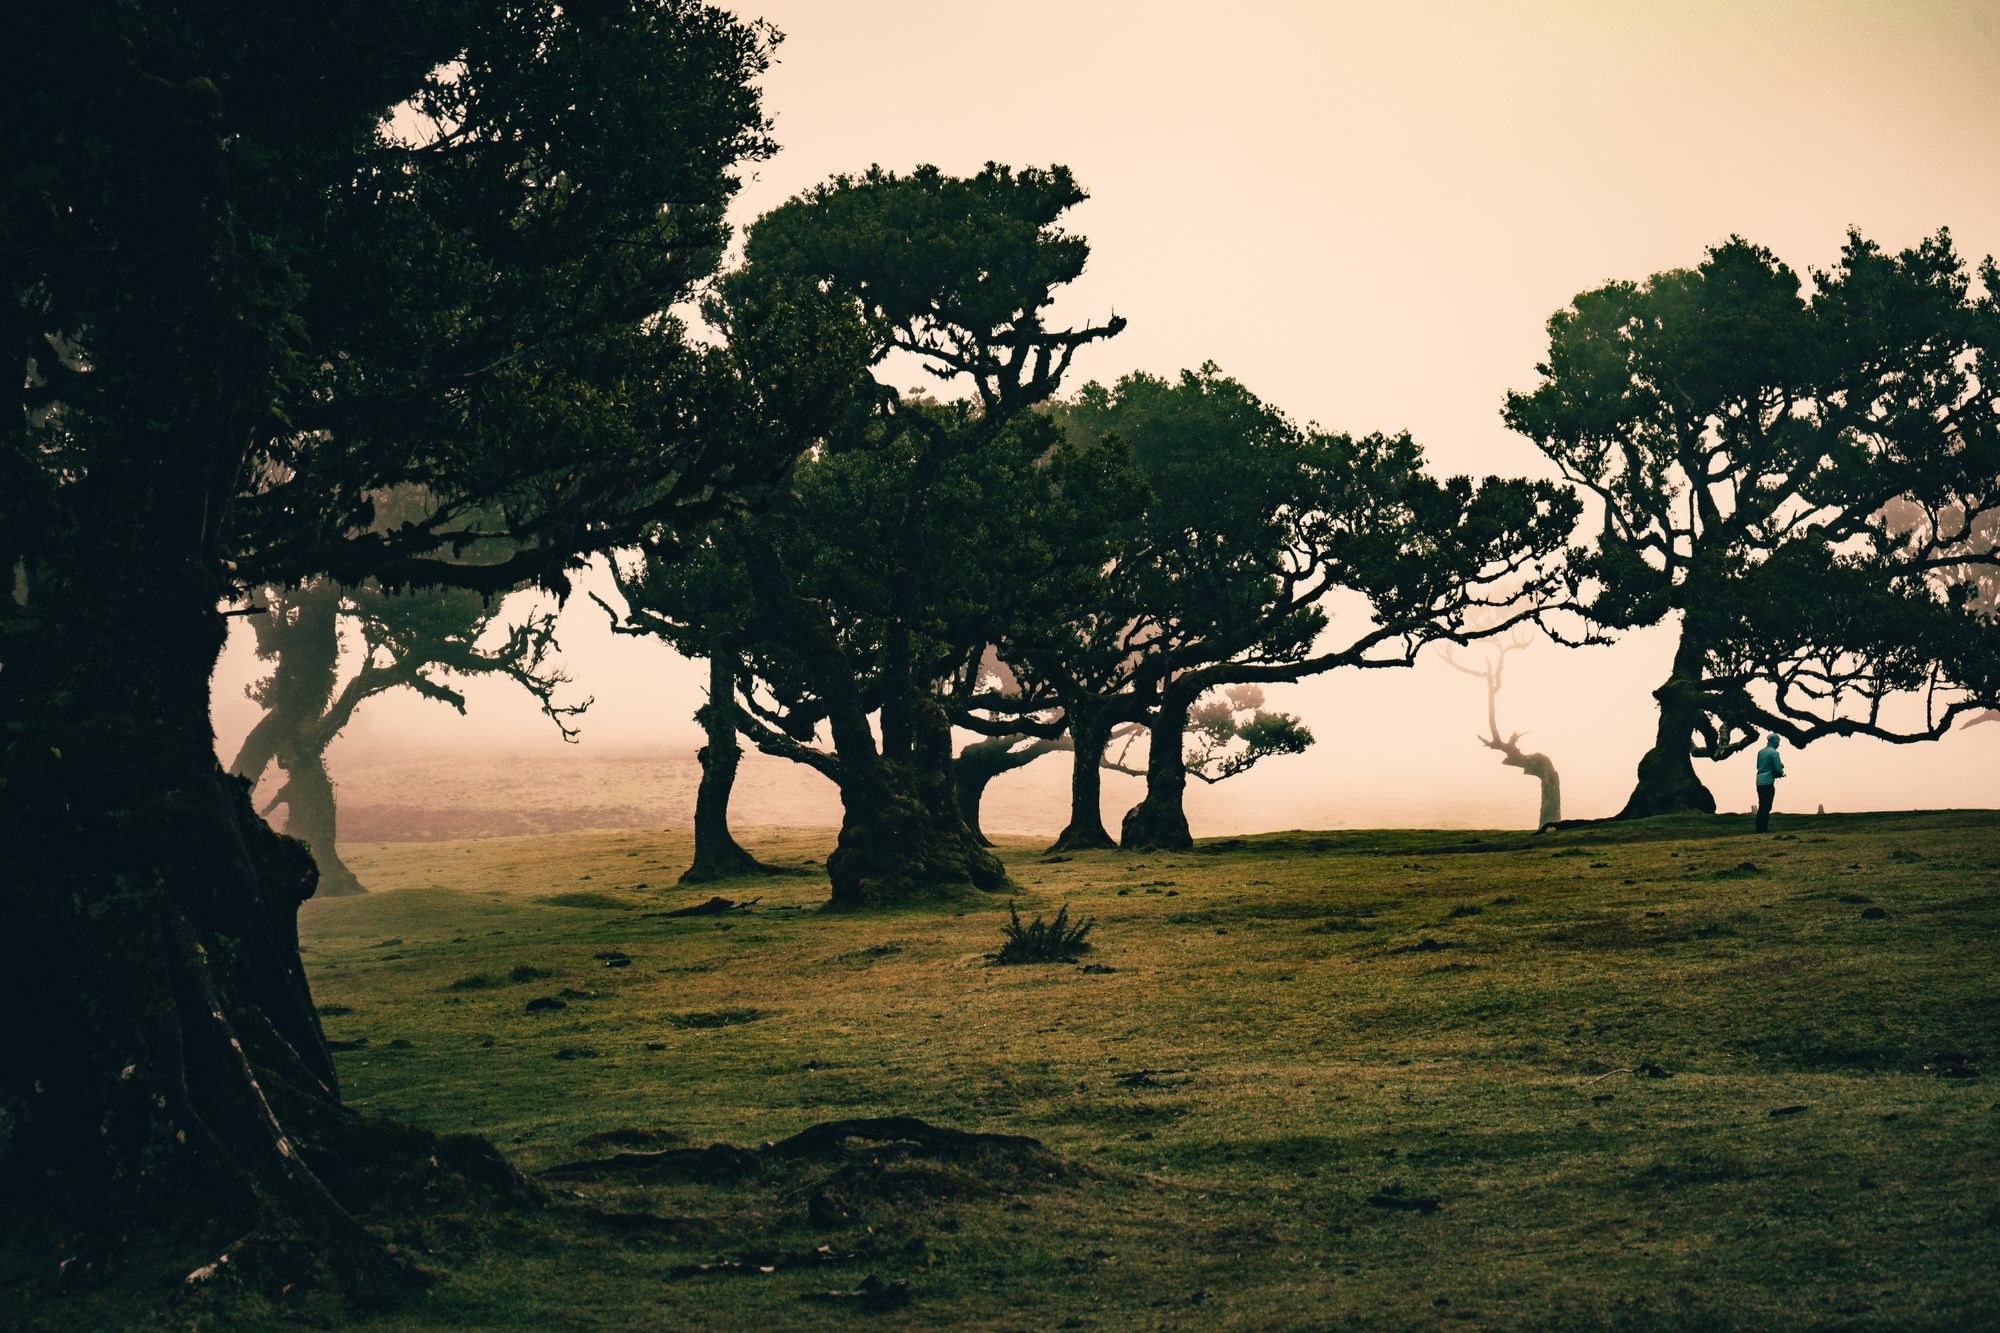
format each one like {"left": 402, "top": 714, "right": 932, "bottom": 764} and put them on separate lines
{"left": 1050, "top": 365, "right": 1580, "bottom": 848}
{"left": 1504, "top": 231, "right": 2000, "bottom": 816}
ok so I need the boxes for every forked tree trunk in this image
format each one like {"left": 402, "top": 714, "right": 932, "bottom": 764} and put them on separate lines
{"left": 826, "top": 706, "right": 1005, "bottom": 909}
{"left": 1617, "top": 628, "right": 1716, "bottom": 819}
{"left": 1121, "top": 689, "right": 1195, "bottom": 851}
{"left": 736, "top": 542, "right": 1004, "bottom": 908}
{"left": 1050, "top": 713, "right": 1115, "bottom": 852}
{"left": 683, "top": 648, "right": 777, "bottom": 883}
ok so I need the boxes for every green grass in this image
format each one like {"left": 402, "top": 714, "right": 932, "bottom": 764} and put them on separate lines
{"left": 44, "top": 813, "right": 2000, "bottom": 1327}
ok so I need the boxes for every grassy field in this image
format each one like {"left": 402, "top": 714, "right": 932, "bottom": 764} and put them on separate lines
{"left": 51, "top": 812, "right": 2000, "bottom": 1328}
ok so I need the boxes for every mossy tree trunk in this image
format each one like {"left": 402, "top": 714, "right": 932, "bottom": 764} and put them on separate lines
{"left": 826, "top": 704, "right": 1006, "bottom": 909}
{"left": 739, "top": 542, "right": 1007, "bottom": 909}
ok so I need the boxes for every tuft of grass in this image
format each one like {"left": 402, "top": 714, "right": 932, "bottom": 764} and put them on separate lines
{"left": 450, "top": 963, "right": 555, "bottom": 990}
{"left": 991, "top": 901, "right": 1095, "bottom": 965}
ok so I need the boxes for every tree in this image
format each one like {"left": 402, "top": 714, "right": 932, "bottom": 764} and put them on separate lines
{"left": 1057, "top": 367, "right": 1579, "bottom": 850}
{"left": 686, "top": 164, "right": 1126, "bottom": 907}
{"left": 1442, "top": 634, "right": 1562, "bottom": 829}
{"left": 4, "top": 2, "right": 785, "bottom": 1297}
{"left": 232, "top": 579, "right": 584, "bottom": 895}
{"left": 600, "top": 527, "right": 804, "bottom": 883}
{"left": 1503, "top": 232, "right": 2000, "bottom": 818}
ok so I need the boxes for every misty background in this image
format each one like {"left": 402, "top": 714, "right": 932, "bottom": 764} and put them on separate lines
{"left": 210, "top": 0, "right": 2000, "bottom": 838}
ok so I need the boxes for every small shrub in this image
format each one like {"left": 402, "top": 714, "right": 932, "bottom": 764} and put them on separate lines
{"left": 510, "top": 964, "right": 554, "bottom": 983}
{"left": 991, "top": 902, "right": 1095, "bottom": 966}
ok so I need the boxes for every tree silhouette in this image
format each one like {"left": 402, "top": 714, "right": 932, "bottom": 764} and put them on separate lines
{"left": 690, "top": 164, "right": 1126, "bottom": 907}
{"left": 4, "top": 4, "right": 787, "bottom": 1295}
{"left": 1058, "top": 367, "right": 1579, "bottom": 850}
{"left": 1505, "top": 232, "right": 2000, "bottom": 818}
{"left": 600, "top": 526, "right": 804, "bottom": 883}
{"left": 232, "top": 580, "right": 584, "bottom": 895}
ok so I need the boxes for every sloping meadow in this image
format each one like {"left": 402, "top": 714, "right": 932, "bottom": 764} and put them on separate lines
{"left": 277, "top": 813, "right": 2000, "bottom": 1328}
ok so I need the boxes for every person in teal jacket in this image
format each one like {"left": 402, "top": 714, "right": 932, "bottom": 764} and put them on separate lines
{"left": 1754, "top": 734, "right": 1786, "bottom": 832}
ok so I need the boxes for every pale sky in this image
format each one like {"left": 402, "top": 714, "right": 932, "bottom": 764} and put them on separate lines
{"left": 213, "top": 0, "right": 2000, "bottom": 832}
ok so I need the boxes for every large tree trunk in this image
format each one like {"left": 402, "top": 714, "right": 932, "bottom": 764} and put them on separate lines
{"left": 2, "top": 47, "right": 524, "bottom": 1299}
{"left": 1049, "top": 713, "right": 1115, "bottom": 852}
{"left": 683, "top": 648, "right": 777, "bottom": 883}
{"left": 2, "top": 562, "right": 435, "bottom": 1298}
{"left": 1121, "top": 689, "right": 1195, "bottom": 851}
{"left": 1617, "top": 626, "right": 1716, "bottom": 818}
{"left": 738, "top": 541, "right": 1004, "bottom": 909}
{"left": 826, "top": 705, "right": 1006, "bottom": 909}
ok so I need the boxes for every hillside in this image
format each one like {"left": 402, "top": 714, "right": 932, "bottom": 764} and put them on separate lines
{"left": 31, "top": 811, "right": 2000, "bottom": 1329}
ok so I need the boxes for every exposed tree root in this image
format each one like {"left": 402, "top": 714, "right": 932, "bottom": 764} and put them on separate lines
{"left": 542, "top": 1116, "right": 1053, "bottom": 1184}
{"left": 660, "top": 895, "right": 760, "bottom": 918}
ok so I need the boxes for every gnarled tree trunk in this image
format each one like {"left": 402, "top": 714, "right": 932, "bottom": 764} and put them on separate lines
{"left": 1617, "top": 628, "right": 1716, "bottom": 819}
{"left": 826, "top": 705, "right": 1005, "bottom": 909}
{"left": 1511, "top": 752, "right": 1562, "bottom": 829}
{"left": 3, "top": 560, "right": 430, "bottom": 1297}
{"left": 232, "top": 581, "right": 364, "bottom": 895}
{"left": 267, "top": 748, "right": 365, "bottom": 898}
{"left": 1121, "top": 688, "right": 1195, "bottom": 851}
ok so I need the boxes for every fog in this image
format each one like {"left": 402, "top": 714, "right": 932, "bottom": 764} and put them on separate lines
{"left": 211, "top": 0, "right": 2000, "bottom": 836}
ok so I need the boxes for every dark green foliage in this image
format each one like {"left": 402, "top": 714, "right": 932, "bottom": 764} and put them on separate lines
{"left": 992, "top": 902, "right": 1096, "bottom": 965}
{"left": 607, "top": 163, "right": 1128, "bottom": 907}
{"left": 1504, "top": 231, "right": 2000, "bottom": 816}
